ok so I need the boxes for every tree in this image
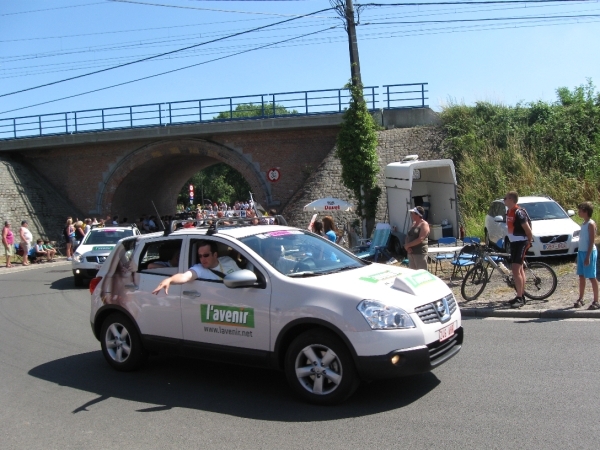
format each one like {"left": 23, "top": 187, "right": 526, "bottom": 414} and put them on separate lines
{"left": 335, "top": 82, "right": 380, "bottom": 236}
{"left": 178, "top": 163, "right": 252, "bottom": 207}
{"left": 215, "top": 103, "right": 298, "bottom": 120}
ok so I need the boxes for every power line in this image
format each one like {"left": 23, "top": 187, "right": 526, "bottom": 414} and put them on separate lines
{"left": 358, "top": 0, "right": 596, "bottom": 6}
{"left": 361, "top": 12, "right": 600, "bottom": 23}
{"left": 0, "top": 26, "right": 338, "bottom": 116}
{"left": 107, "top": 0, "right": 320, "bottom": 16}
{"left": 0, "top": 6, "right": 334, "bottom": 99}
{"left": 0, "top": 1, "right": 105, "bottom": 16}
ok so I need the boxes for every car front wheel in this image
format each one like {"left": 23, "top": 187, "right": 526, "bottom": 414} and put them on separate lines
{"left": 100, "top": 313, "right": 146, "bottom": 371}
{"left": 284, "top": 329, "right": 358, "bottom": 405}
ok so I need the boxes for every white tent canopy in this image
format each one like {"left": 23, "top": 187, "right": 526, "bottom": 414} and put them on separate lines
{"left": 303, "top": 197, "right": 354, "bottom": 212}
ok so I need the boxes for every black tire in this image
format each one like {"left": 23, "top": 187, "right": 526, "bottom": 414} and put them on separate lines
{"left": 461, "top": 264, "right": 489, "bottom": 301}
{"left": 73, "top": 275, "right": 84, "bottom": 287}
{"left": 392, "top": 236, "right": 404, "bottom": 256}
{"left": 484, "top": 229, "right": 490, "bottom": 247}
{"left": 284, "top": 329, "right": 359, "bottom": 405}
{"left": 100, "top": 313, "right": 146, "bottom": 372}
{"left": 523, "top": 261, "right": 557, "bottom": 301}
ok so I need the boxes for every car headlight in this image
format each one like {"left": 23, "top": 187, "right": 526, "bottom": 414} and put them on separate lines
{"left": 573, "top": 230, "right": 580, "bottom": 238}
{"left": 357, "top": 300, "right": 415, "bottom": 330}
{"left": 73, "top": 253, "right": 82, "bottom": 262}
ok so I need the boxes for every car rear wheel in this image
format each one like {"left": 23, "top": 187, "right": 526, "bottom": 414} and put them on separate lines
{"left": 100, "top": 313, "right": 146, "bottom": 371}
{"left": 284, "top": 329, "right": 358, "bottom": 405}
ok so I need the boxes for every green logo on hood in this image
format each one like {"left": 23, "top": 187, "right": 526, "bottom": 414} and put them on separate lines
{"left": 92, "top": 246, "right": 115, "bottom": 251}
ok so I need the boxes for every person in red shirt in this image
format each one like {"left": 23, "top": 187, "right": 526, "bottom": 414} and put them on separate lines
{"left": 504, "top": 191, "right": 534, "bottom": 307}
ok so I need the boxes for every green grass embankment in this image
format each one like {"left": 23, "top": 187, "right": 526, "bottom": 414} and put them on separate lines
{"left": 441, "top": 80, "right": 600, "bottom": 237}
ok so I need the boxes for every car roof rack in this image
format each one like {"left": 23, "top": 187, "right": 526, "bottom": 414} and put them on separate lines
{"left": 90, "top": 223, "right": 138, "bottom": 230}
{"left": 164, "top": 216, "right": 272, "bottom": 236}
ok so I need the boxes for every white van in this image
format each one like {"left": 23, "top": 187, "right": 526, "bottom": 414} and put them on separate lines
{"left": 385, "top": 157, "right": 460, "bottom": 253}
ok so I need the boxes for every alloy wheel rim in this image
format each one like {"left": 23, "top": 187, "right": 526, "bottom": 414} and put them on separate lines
{"left": 294, "top": 344, "right": 342, "bottom": 395}
{"left": 105, "top": 323, "right": 131, "bottom": 363}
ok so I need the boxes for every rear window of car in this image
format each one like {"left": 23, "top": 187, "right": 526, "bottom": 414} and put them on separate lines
{"left": 82, "top": 229, "right": 135, "bottom": 245}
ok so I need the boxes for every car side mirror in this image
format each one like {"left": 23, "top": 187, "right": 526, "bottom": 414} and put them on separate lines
{"left": 567, "top": 209, "right": 575, "bottom": 217}
{"left": 494, "top": 215, "right": 505, "bottom": 223}
{"left": 223, "top": 269, "right": 258, "bottom": 288}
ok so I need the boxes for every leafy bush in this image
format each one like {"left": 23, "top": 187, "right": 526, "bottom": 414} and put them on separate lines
{"left": 442, "top": 80, "right": 600, "bottom": 236}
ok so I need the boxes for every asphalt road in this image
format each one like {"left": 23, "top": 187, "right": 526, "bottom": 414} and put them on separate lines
{"left": 1, "top": 263, "right": 599, "bottom": 450}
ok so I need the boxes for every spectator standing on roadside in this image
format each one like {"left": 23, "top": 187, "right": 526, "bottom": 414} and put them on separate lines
{"left": 404, "top": 207, "right": 430, "bottom": 270}
{"left": 2, "top": 221, "right": 14, "bottom": 268}
{"left": 504, "top": 191, "right": 534, "bottom": 308}
{"left": 64, "top": 218, "right": 75, "bottom": 261}
{"left": 84, "top": 218, "right": 91, "bottom": 235}
{"left": 322, "top": 216, "right": 339, "bottom": 243}
{"left": 19, "top": 220, "right": 33, "bottom": 266}
{"left": 574, "top": 201, "right": 599, "bottom": 310}
{"left": 311, "top": 220, "right": 324, "bottom": 236}
{"left": 74, "top": 223, "right": 86, "bottom": 249}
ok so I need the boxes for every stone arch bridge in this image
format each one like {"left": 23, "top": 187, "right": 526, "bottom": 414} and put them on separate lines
{"left": 0, "top": 109, "right": 441, "bottom": 237}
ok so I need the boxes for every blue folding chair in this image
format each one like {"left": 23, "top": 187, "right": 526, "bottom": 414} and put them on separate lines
{"left": 450, "top": 243, "right": 480, "bottom": 279}
{"left": 433, "top": 237, "right": 458, "bottom": 274}
{"left": 353, "top": 226, "right": 391, "bottom": 261}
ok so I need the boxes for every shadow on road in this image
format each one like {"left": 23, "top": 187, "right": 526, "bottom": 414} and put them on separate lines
{"left": 49, "top": 275, "right": 89, "bottom": 291}
{"left": 29, "top": 351, "right": 440, "bottom": 421}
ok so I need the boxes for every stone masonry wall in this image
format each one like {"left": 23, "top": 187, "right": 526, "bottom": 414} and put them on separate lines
{"left": 0, "top": 154, "right": 84, "bottom": 243}
{"left": 283, "top": 126, "right": 446, "bottom": 230}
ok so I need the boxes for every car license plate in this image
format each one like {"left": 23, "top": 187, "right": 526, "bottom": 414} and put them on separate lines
{"left": 438, "top": 322, "right": 456, "bottom": 342}
{"left": 543, "top": 242, "right": 567, "bottom": 250}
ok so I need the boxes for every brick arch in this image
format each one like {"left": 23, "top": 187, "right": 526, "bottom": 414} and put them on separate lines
{"left": 97, "top": 139, "right": 271, "bottom": 219}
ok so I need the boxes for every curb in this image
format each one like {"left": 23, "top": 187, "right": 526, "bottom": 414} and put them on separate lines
{"left": 461, "top": 307, "right": 600, "bottom": 319}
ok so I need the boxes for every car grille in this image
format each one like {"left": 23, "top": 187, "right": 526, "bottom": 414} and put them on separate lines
{"left": 539, "top": 235, "right": 568, "bottom": 244}
{"left": 427, "top": 328, "right": 462, "bottom": 365}
{"left": 85, "top": 256, "right": 107, "bottom": 263}
{"left": 415, "top": 295, "right": 457, "bottom": 324}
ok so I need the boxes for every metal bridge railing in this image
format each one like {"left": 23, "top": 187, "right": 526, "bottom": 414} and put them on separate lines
{"left": 0, "top": 83, "right": 427, "bottom": 141}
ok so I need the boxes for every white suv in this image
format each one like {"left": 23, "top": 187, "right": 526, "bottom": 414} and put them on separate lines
{"left": 484, "top": 196, "right": 580, "bottom": 257}
{"left": 89, "top": 220, "right": 462, "bottom": 405}
{"left": 72, "top": 225, "right": 140, "bottom": 286}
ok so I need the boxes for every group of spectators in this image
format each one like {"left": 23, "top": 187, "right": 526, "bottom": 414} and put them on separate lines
{"left": 2, "top": 220, "right": 57, "bottom": 267}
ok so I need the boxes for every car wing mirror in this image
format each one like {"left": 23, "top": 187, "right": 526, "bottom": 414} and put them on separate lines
{"left": 223, "top": 269, "right": 258, "bottom": 289}
{"left": 567, "top": 209, "right": 575, "bottom": 217}
{"left": 494, "top": 215, "right": 505, "bottom": 223}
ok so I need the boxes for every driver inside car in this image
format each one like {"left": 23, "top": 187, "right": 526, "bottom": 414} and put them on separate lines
{"left": 152, "top": 240, "right": 240, "bottom": 295}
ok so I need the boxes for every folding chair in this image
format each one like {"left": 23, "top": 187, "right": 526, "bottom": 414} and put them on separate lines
{"left": 13, "top": 243, "right": 24, "bottom": 264}
{"left": 432, "top": 237, "right": 458, "bottom": 274}
{"left": 353, "top": 224, "right": 392, "bottom": 261}
{"left": 450, "top": 244, "right": 480, "bottom": 279}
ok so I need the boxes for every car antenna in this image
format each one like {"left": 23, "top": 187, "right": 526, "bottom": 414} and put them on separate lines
{"left": 150, "top": 200, "right": 167, "bottom": 234}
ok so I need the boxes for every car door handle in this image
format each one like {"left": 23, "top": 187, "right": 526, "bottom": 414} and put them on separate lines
{"left": 124, "top": 284, "right": 138, "bottom": 291}
{"left": 182, "top": 290, "right": 201, "bottom": 298}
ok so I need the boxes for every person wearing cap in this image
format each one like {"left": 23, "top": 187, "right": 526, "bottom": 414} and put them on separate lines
{"left": 19, "top": 220, "right": 33, "bottom": 266}
{"left": 404, "top": 206, "right": 430, "bottom": 270}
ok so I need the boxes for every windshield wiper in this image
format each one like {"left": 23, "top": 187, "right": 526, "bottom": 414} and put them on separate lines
{"left": 319, "top": 265, "right": 359, "bottom": 275}
{"left": 287, "top": 271, "right": 318, "bottom": 278}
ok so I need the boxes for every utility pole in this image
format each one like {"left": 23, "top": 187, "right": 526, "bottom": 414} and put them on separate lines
{"left": 344, "top": 0, "right": 362, "bottom": 86}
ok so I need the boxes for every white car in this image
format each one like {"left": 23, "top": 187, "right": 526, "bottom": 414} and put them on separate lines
{"left": 89, "top": 220, "right": 462, "bottom": 405}
{"left": 484, "top": 196, "right": 580, "bottom": 257}
{"left": 72, "top": 225, "right": 140, "bottom": 286}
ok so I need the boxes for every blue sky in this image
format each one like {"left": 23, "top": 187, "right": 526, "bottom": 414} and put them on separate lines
{"left": 1, "top": 0, "right": 599, "bottom": 120}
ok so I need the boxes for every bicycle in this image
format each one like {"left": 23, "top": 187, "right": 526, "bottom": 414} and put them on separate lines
{"left": 460, "top": 244, "right": 557, "bottom": 302}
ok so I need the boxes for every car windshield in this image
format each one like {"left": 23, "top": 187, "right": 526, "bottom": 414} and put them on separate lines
{"left": 520, "top": 202, "right": 569, "bottom": 221}
{"left": 82, "top": 229, "right": 135, "bottom": 245}
{"left": 240, "top": 230, "right": 365, "bottom": 276}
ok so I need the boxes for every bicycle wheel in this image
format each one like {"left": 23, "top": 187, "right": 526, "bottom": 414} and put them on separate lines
{"left": 523, "top": 261, "right": 557, "bottom": 301}
{"left": 461, "top": 264, "right": 489, "bottom": 301}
